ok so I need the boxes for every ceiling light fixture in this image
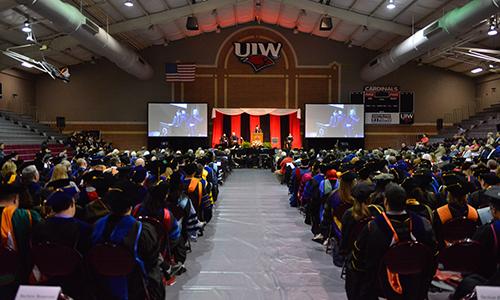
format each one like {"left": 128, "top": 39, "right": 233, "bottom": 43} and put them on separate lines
{"left": 186, "top": 16, "right": 199, "bottom": 31}
{"left": 21, "top": 62, "right": 34, "bottom": 68}
{"left": 293, "top": 26, "right": 299, "bottom": 34}
{"left": 319, "top": 16, "right": 333, "bottom": 31}
{"left": 22, "top": 20, "right": 31, "bottom": 33}
{"left": 488, "top": 16, "right": 498, "bottom": 36}
{"left": 124, "top": 0, "right": 134, "bottom": 7}
{"left": 387, "top": 0, "right": 396, "bottom": 10}
{"left": 470, "top": 67, "right": 483, "bottom": 74}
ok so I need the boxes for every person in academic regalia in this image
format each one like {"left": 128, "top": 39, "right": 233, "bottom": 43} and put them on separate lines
{"left": 285, "top": 133, "right": 293, "bottom": 150}
{"left": 230, "top": 132, "right": 239, "bottom": 147}
{"left": 91, "top": 182, "right": 164, "bottom": 300}
{"left": 433, "top": 172, "right": 479, "bottom": 247}
{"left": 452, "top": 186, "right": 500, "bottom": 299}
{"left": 219, "top": 134, "right": 229, "bottom": 148}
{"left": 0, "top": 182, "right": 41, "bottom": 298}
{"left": 346, "top": 183, "right": 436, "bottom": 300}
{"left": 32, "top": 186, "right": 93, "bottom": 298}
{"left": 254, "top": 125, "right": 262, "bottom": 133}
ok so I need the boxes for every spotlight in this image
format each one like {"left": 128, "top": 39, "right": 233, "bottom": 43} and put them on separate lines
{"left": 21, "top": 62, "right": 33, "bottom": 68}
{"left": 124, "top": 0, "right": 133, "bottom": 7}
{"left": 293, "top": 26, "right": 299, "bottom": 34}
{"left": 387, "top": 0, "right": 396, "bottom": 10}
{"left": 319, "top": 16, "right": 333, "bottom": 31}
{"left": 488, "top": 16, "right": 498, "bottom": 36}
{"left": 470, "top": 67, "right": 483, "bottom": 74}
{"left": 22, "top": 20, "right": 31, "bottom": 33}
{"left": 186, "top": 16, "right": 199, "bottom": 31}
{"left": 216, "top": 25, "right": 221, "bottom": 33}
{"left": 26, "top": 31, "right": 34, "bottom": 42}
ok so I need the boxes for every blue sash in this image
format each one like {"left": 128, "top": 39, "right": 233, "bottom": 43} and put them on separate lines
{"left": 92, "top": 215, "right": 146, "bottom": 300}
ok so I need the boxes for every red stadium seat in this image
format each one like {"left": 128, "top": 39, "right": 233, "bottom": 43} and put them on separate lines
{"left": 0, "top": 248, "right": 18, "bottom": 285}
{"left": 437, "top": 239, "right": 482, "bottom": 273}
{"left": 441, "top": 217, "right": 478, "bottom": 243}
{"left": 31, "top": 242, "right": 82, "bottom": 277}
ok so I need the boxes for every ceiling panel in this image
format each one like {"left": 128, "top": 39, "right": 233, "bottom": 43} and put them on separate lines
{"left": 296, "top": 10, "right": 321, "bottom": 33}
{"left": 277, "top": 5, "right": 300, "bottom": 29}
{"left": 332, "top": 0, "right": 356, "bottom": 10}
{"left": 351, "top": 0, "right": 382, "bottom": 15}
{"left": 138, "top": 0, "right": 167, "bottom": 14}
{"left": 216, "top": 5, "right": 236, "bottom": 28}
{"left": 196, "top": 11, "right": 218, "bottom": 32}
{"left": 260, "top": 0, "right": 282, "bottom": 24}
{"left": 109, "top": 0, "right": 143, "bottom": 19}
{"left": 164, "top": 0, "right": 188, "bottom": 9}
{"left": 235, "top": 1, "right": 254, "bottom": 24}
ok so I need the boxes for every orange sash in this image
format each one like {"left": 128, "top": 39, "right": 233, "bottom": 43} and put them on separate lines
{"left": 381, "top": 212, "right": 413, "bottom": 295}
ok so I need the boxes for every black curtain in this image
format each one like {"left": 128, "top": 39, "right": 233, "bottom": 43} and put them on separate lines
{"left": 260, "top": 114, "right": 270, "bottom": 142}
{"left": 280, "top": 114, "right": 290, "bottom": 146}
{"left": 241, "top": 113, "right": 250, "bottom": 142}
{"left": 223, "top": 114, "right": 231, "bottom": 137}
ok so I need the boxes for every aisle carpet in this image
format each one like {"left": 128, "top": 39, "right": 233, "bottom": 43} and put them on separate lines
{"left": 165, "top": 169, "right": 346, "bottom": 300}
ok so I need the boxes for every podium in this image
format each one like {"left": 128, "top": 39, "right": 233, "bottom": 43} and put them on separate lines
{"left": 251, "top": 132, "right": 263, "bottom": 143}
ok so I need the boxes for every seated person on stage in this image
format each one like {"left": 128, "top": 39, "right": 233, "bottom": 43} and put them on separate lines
{"left": 0, "top": 181, "right": 41, "bottom": 298}
{"left": 219, "top": 134, "right": 229, "bottom": 148}
{"left": 254, "top": 125, "right": 262, "bottom": 133}
{"left": 230, "top": 132, "right": 239, "bottom": 146}
{"left": 285, "top": 133, "right": 293, "bottom": 149}
{"left": 32, "top": 185, "right": 93, "bottom": 297}
{"left": 91, "top": 182, "right": 164, "bottom": 300}
{"left": 346, "top": 183, "right": 436, "bottom": 300}
{"left": 453, "top": 186, "right": 500, "bottom": 299}
{"left": 433, "top": 173, "right": 479, "bottom": 247}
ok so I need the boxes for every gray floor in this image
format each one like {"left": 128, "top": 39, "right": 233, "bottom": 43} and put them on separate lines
{"left": 165, "top": 169, "right": 346, "bottom": 300}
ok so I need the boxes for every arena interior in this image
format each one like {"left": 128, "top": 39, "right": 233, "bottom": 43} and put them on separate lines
{"left": 0, "top": 0, "right": 500, "bottom": 299}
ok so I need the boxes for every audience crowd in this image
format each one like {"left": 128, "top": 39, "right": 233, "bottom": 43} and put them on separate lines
{"left": 1, "top": 129, "right": 500, "bottom": 299}
{"left": 0, "top": 136, "right": 231, "bottom": 299}
{"left": 275, "top": 132, "right": 500, "bottom": 300}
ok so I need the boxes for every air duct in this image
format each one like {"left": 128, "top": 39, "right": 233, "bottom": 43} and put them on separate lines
{"left": 361, "top": 0, "right": 500, "bottom": 82}
{"left": 16, "top": 0, "right": 153, "bottom": 80}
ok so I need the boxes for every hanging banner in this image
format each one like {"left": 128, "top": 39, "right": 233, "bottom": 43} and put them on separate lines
{"left": 365, "top": 113, "right": 400, "bottom": 125}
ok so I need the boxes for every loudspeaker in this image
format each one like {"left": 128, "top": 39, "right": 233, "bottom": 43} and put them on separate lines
{"left": 400, "top": 92, "right": 414, "bottom": 113}
{"left": 350, "top": 91, "right": 364, "bottom": 104}
{"left": 436, "top": 118, "right": 443, "bottom": 131}
{"left": 56, "top": 117, "right": 65, "bottom": 129}
{"left": 496, "top": 123, "right": 500, "bottom": 132}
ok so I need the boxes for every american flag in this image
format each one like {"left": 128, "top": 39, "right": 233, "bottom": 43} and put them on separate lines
{"left": 165, "top": 63, "right": 196, "bottom": 82}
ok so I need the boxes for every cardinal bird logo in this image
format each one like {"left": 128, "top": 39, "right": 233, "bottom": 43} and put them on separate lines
{"left": 233, "top": 42, "right": 283, "bottom": 73}
{"left": 241, "top": 55, "right": 275, "bottom": 72}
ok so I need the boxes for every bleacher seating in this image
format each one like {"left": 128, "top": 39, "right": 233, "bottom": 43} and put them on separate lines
{"left": 3, "top": 144, "right": 71, "bottom": 161}
{"left": 437, "top": 103, "right": 500, "bottom": 139}
{"left": 0, "top": 110, "right": 65, "bottom": 144}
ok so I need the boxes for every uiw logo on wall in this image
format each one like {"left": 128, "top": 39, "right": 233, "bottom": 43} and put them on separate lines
{"left": 233, "top": 42, "right": 282, "bottom": 72}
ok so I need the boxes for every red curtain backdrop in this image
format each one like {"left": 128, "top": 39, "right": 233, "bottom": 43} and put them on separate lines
{"left": 270, "top": 115, "right": 281, "bottom": 148}
{"left": 231, "top": 115, "right": 241, "bottom": 139}
{"left": 289, "top": 113, "right": 301, "bottom": 149}
{"left": 212, "top": 111, "right": 223, "bottom": 147}
{"left": 249, "top": 115, "right": 260, "bottom": 136}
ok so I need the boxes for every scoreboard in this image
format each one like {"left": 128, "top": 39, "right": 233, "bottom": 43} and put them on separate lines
{"left": 363, "top": 86, "right": 400, "bottom": 113}
{"left": 357, "top": 86, "right": 414, "bottom": 125}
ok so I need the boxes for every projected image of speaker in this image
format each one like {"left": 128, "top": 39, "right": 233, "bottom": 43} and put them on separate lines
{"left": 148, "top": 103, "right": 208, "bottom": 137}
{"left": 305, "top": 104, "right": 364, "bottom": 138}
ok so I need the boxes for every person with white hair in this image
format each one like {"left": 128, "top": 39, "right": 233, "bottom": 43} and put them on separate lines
{"left": 21, "top": 165, "right": 42, "bottom": 207}
{"left": 135, "top": 158, "right": 145, "bottom": 167}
